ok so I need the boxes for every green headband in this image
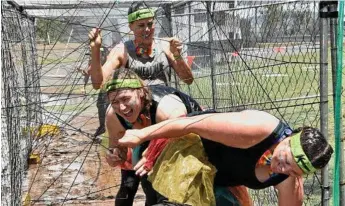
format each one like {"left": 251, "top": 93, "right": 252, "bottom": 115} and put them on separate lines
{"left": 128, "top": 8, "right": 155, "bottom": 23}
{"left": 290, "top": 132, "right": 317, "bottom": 174}
{"left": 105, "top": 79, "right": 141, "bottom": 92}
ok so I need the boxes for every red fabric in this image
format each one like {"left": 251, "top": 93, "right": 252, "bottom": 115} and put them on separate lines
{"left": 144, "top": 138, "right": 170, "bottom": 170}
{"left": 120, "top": 148, "right": 133, "bottom": 170}
{"left": 186, "top": 56, "right": 195, "bottom": 67}
{"left": 228, "top": 186, "right": 253, "bottom": 206}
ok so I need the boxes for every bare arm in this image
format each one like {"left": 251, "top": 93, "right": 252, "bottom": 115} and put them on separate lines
{"left": 163, "top": 37, "right": 194, "bottom": 85}
{"left": 119, "top": 110, "right": 280, "bottom": 149}
{"left": 90, "top": 44, "right": 126, "bottom": 89}
{"left": 106, "top": 106, "right": 126, "bottom": 147}
{"left": 166, "top": 53, "right": 194, "bottom": 85}
{"left": 89, "top": 46, "right": 103, "bottom": 89}
{"left": 275, "top": 176, "right": 304, "bottom": 206}
{"left": 88, "top": 28, "right": 126, "bottom": 89}
{"left": 105, "top": 106, "right": 128, "bottom": 167}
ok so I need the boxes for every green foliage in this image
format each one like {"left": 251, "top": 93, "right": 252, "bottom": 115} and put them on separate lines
{"left": 260, "top": 4, "right": 282, "bottom": 42}
{"left": 36, "top": 18, "right": 67, "bottom": 43}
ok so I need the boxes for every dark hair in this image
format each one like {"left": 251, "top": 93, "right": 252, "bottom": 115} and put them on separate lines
{"left": 107, "top": 68, "right": 152, "bottom": 117}
{"left": 294, "top": 127, "right": 333, "bottom": 169}
{"left": 128, "top": 2, "right": 149, "bottom": 15}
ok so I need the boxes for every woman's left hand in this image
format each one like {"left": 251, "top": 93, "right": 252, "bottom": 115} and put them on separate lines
{"left": 168, "top": 37, "right": 183, "bottom": 56}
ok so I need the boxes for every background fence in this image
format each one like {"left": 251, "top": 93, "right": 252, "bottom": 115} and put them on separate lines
{"left": 1, "top": 1, "right": 344, "bottom": 205}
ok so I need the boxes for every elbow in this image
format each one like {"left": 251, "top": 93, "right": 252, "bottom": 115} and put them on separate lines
{"left": 92, "top": 83, "right": 101, "bottom": 90}
{"left": 184, "top": 76, "right": 194, "bottom": 85}
{"left": 90, "top": 73, "right": 103, "bottom": 90}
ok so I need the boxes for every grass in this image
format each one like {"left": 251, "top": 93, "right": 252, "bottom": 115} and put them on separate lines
{"left": 37, "top": 57, "right": 81, "bottom": 65}
{"left": 36, "top": 42, "right": 87, "bottom": 65}
{"left": 44, "top": 104, "right": 83, "bottom": 112}
{"left": 41, "top": 84, "right": 96, "bottom": 95}
{"left": 255, "top": 42, "right": 309, "bottom": 48}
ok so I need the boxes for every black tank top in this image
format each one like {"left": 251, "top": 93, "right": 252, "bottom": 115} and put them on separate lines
{"left": 116, "top": 85, "right": 202, "bottom": 155}
{"left": 117, "top": 85, "right": 202, "bottom": 128}
{"left": 116, "top": 85, "right": 202, "bottom": 156}
{"left": 201, "top": 120, "right": 291, "bottom": 189}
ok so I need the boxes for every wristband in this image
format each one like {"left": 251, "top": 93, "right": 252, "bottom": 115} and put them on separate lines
{"left": 173, "top": 54, "right": 182, "bottom": 61}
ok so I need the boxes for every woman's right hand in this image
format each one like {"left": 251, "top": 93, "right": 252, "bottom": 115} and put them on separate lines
{"left": 88, "top": 28, "right": 102, "bottom": 48}
{"left": 105, "top": 147, "right": 127, "bottom": 167}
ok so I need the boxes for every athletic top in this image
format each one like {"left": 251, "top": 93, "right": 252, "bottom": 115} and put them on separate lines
{"left": 201, "top": 120, "right": 292, "bottom": 189}
{"left": 124, "top": 40, "right": 171, "bottom": 86}
{"left": 117, "top": 85, "right": 202, "bottom": 128}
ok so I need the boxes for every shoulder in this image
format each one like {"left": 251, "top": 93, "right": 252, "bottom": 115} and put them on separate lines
{"left": 107, "top": 42, "right": 127, "bottom": 58}
{"left": 109, "top": 42, "right": 126, "bottom": 53}
{"left": 156, "top": 94, "right": 187, "bottom": 122}
{"left": 160, "top": 93, "right": 183, "bottom": 105}
{"left": 106, "top": 108, "right": 127, "bottom": 136}
{"left": 106, "top": 42, "right": 127, "bottom": 64}
{"left": 238, "top": 110, "right": 279, "bottom": 126}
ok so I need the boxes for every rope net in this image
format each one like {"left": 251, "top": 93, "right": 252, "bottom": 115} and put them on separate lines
{"left": 1, "top": 1, "right": 343, "bottom": 205}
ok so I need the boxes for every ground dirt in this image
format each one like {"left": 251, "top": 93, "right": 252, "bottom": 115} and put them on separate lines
{"left": 23, "top": 112, "right": 145, "bottom": 206}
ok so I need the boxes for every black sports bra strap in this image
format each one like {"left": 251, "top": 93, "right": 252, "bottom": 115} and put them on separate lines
{"left": 116, "top": 113, "right": 132, "bottom": 129}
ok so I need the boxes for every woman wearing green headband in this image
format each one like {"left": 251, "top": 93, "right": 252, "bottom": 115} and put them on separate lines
{"left": 88, "top": 2, "right": 194, "bottom": 205}
{"left": 118, "top": 110, "right": 333, "bottom": 206}
{"left": 103, "top": 68, "right": 202, "bottom": 206}
{"left": 88, "top": 2, "right": 193, "bottom": 90}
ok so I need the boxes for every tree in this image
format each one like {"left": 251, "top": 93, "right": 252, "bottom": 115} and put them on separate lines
{"left": 36, "top": 18, "right": 67, "bottom": 44}
{"left": 260, "top": 4, "right": 282, "bottom": 42}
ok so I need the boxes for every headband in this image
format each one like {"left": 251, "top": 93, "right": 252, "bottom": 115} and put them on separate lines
{"left": 128, "top": 8, "right": 155, "bottom": 23}
{"left": 105, "top": 79, "right": 141, "bottom": 92}
{"left": 290, "top": 132, "right": 317, "bottom": 174}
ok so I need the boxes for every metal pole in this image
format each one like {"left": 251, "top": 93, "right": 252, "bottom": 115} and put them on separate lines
{"left": 206, "top": 2, "right": 216, "bottom": 109}
{"left": 319, "top": 2, "right": 330, "bottom": 206}
{"left": 255, "top": 7, "right": 258, "bottom": 38}
{"left": 163, "top": 3, "right": 178, "bottom": 89}
{"left": 187, "top": 2, "right": 192, "bottom": 95}
{"left": 188, "top": 2, "right": 191, "bottom": 43}
{"left": 329, "top": 2, "right": 337, "bottom": 107}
